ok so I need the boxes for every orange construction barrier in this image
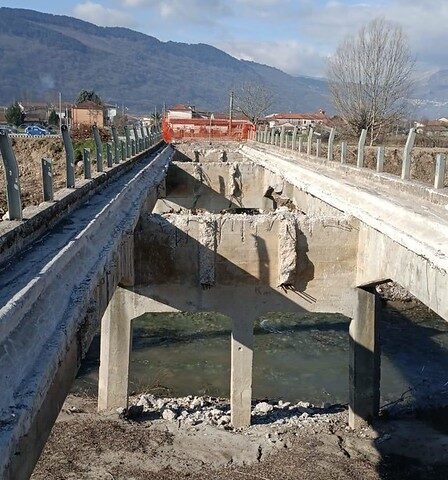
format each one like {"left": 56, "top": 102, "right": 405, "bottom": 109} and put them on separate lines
{"left": 163, "top": 116, "right": 254, "bottom": 143}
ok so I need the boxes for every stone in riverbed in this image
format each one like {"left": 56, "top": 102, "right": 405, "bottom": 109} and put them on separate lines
{"left": 254, "top": 402, "right": 274, "bottom": 414}
{"left": 162, "top": 408, "right": 177, "bottom": 421}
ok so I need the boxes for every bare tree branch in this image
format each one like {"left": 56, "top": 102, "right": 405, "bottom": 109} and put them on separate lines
{"left": 327, "top": 17, "right": 415, "bottom": 144}
{"left": 234, "top": 83, "right": 274, "bottom": 125}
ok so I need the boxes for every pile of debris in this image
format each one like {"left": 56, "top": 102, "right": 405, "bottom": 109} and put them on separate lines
{"left": 125, "top": 394, "right": 344, "bottom": 430}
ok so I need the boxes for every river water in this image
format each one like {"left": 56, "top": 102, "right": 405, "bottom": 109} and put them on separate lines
{"left": 75, "top": 302, "right": 448, "bottom": 411}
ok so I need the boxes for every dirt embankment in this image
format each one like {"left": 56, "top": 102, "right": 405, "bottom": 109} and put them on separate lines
{"left": 0, "top": 137, "right": 70, "bottom": 217}
{"left": 319, "top": 144, "right": 448, "bottom": 186}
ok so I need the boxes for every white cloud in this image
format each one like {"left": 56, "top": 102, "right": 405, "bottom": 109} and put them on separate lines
{"left": 218, "top": 40, "right": 327, "bottom": 77}
{"left": 73, "top": 2, "right": 136, "bottom": 27}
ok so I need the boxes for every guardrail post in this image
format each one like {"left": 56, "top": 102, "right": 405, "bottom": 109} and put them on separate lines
{"left": 106, "top": 142, "right": 113, "bottom": 168}
{"left": 120, "top": 140, "right": 126, "bottom": 162}
{"left": 140, "top": 126, "right": 146, "bottom": 149}
{"left": 92, "top": 125, "right": 103, "bottom": 172}
{"left": 111, "top": 126, "right": 120, "bottom": 164}
{"left": 316, "top": 138, "right": 321, "bottom": 158}
{"left": 83, "top": 148, "right": 92, "bottom": 179}
{"left": 0, "top": 131, "right": 22, "bottom": 220}
{"left": 327, "top": 128, "right": 335, "bottom": 162}
{"left": 263, "top": 125, "right": 268, "bottom": 143}
{"left": 124, "top": 126, "right": 131, "bottom": 158}
{"left": 434, "top": 153, "right": 446, "bottom": 189}
{"left": 61, "top": 125, "right": 76, "bottom": 188}
{"left": 401, "top": 128, "right": 416, "bottom": 180}
{"left": 357, "top": 129, "right": 367, "bottom": 168}
{"left": 376, "top": 146, "right": 385, "bottom": 173}
{"left": 41, "top": 158, "right": 54, "bottom": 202}
{"left": 307, "top": 127, "right": 314, "bottom": 155}
{"left": 145, "top": 126, "right": 151, "bottom": 147}
{"left": 291, "top": 126, "right": 298, "bottom": 150}
{"left": 341, "top": 141, "right": 347, "bottom": 164}
{"left": 133, "top": 126, "right": 140, "bottom": 153}
{"left": 270, "top": 128, "right": 275, "bottom": 145}
{"left": 131, "top": 139, "right": 136, "bottom": 156}
{"left": 280, "top": 126, "right": 285, "bottom": 147}
{"left": 298, "top": 136, "right": 303, "bottom": 153}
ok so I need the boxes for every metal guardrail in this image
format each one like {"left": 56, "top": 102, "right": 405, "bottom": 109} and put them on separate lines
{"left": 252, "top": 126, "right": 447, "bottom": 190}
{"left": 0, "top": 124, "right": 163, "bottom": 221}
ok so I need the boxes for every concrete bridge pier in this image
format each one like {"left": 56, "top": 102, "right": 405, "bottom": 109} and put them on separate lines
{"left": 98, "top": 288, "right": 133, "bottom": 412}
{"left": 349, "top": 286, "right": 381, "bottom": 429}
{"left": 231, "top": 315, "right": 254, "bottom": 429}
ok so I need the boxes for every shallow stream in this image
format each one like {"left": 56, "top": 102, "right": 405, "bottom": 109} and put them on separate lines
{"left": 75, "top": 302, "right": 448, "bottom": 411}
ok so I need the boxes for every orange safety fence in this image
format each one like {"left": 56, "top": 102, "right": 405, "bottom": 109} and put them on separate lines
{"left": 163, "top": 117, "right": 255, "bottom": 143}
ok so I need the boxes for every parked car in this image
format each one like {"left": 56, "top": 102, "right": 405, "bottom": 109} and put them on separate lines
{"left": 0, "top": 125, "right": 18, "bottom": 134}
{"left": 25, "top": 125, "right": 49, "bottom": 136}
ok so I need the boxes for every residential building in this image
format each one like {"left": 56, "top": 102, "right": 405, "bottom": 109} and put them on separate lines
{"left": 71, "top": 101, "right": 104, "bottom": 127}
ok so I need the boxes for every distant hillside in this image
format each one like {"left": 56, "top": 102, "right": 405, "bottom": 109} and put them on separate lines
{"left": 0, "top": 7, "right": 331, "bottom": 114}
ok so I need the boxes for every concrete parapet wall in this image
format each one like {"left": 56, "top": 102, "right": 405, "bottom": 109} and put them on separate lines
{"left": 0, "top": 141, "right": 166, "bottom": 268}
{"left": 0, "top": 145, "right": 172, "bottom": 479}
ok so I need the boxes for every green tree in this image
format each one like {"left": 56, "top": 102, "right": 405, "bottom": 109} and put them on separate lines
{"left": 48, "top": 109, "right": 59, "bottom": 126}
{"left": 76, "top": 90, "right": 102, "bottom": 105}
{"left": 5, "top": 102, "right": 24, "bottom": 127}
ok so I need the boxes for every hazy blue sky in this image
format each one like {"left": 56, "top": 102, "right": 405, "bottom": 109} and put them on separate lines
{"left": 0, "top": 0, "right": 445, "bottom": 78}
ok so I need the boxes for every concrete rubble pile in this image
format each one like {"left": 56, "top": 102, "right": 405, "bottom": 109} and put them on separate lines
{"left": 130, "top": 394, "right": 340, "bottom": 430}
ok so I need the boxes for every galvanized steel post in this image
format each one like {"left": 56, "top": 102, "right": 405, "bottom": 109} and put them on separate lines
{"left": 0, "top": 131, "right": 22, "bottom": 220}
{"left": 401, "top": 128, "right": 416, "bottom": 180}
{"left": 307, "top": 127, "right": 314, "bottom": 155}
{"left": 316, "top": 138, "right": 321, "bottom": 158}
{"left": 61, "top": 125, "right": 76, "bottom": 188}
{"left": 434, "top": 153, "right": 446, "bottom": 189}
{"left": 327, "top": 128, "right": 335, "bottom": 162}
{"left": 357, "top": 129, "right": 367, "bottom": 168}
{"left": 124, "top": 126, "right": 131, "bottom": 158}
{"left": 111, "top": 126, "right": 120, "bottom": 164}
{"left": 92, "top": 125, "right": 103, "bottom": 172}
{"left": 131, "top": 139, "right": 136, "bottom": 156}
{"left": 83, "top": 148, "right": 92, "bottom": 179}
{"left": 120, "top": 140, "right": 126, "bottom": 162}
{"left": 376, "top": 146, "right": 385, "bottom": 173}
{"left": 106, "top": 143, "right": 113, "bottom": 168}
{"left": 41, "top": 158, "right": 54, "bottom": 202}
{"left": 341, "top": 141, "right": 347, "bottom": 164}
{"left": 280, "top": 126, "right": 286, "bottom": 147}
{"left": 292, "top": 126, "right": 298, "bottom": 150}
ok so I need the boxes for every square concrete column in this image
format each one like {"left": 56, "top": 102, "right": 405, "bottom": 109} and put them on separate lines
{"left": 231, "top": 316, "right": 254, "bottom": 428}
{"left": 98, "top": 288, "right": 133, "bottom": 412}
{"left": 349, "top": 287, "right": 381, "bottom": 429}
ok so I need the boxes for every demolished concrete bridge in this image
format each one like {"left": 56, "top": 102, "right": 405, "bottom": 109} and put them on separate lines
{"left": 0, "top": 136, "right": 447, "bottom": 478}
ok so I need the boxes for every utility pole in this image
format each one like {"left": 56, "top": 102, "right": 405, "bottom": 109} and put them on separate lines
{"left": 229, "top": 91, "right": 234, "bottom": 134}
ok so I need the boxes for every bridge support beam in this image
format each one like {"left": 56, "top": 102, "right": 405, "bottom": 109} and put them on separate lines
{"left": 98, "top": 288, "right": 133, "bottom": 412}
{"left": 231, "top": 316, "right": 254, "bottom": 429}
{"left": 349, "top": 286, "right": 380, "bottom": 429}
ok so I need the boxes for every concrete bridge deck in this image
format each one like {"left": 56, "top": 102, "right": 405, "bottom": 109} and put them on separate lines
{"left": 0, "top": 138, "right": 447, "bottom": 478}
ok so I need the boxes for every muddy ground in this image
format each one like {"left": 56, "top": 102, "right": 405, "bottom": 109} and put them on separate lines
{"left": 32, "top": 394, "right": 448, "bottom": 480}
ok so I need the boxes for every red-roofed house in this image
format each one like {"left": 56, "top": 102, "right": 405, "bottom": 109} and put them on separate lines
{"left": 266, "top": 110, "right": 328, "bottom": 129}
{"left": 167, "top": 104, "right": 196, "bottom": 120}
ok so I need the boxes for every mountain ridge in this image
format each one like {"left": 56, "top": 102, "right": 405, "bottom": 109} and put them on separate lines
{"left": 0, "top": 7, "right": 330, "bottom": 114}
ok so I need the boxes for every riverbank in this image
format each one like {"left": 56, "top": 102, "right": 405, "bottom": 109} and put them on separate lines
{"left": 31, "top": 393, "right": 448, "bottom": 479}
